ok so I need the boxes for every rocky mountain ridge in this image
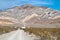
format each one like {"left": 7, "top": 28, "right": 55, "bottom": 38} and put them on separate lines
{"left": 0, "top": 4, "right": 60, "bottom": 28}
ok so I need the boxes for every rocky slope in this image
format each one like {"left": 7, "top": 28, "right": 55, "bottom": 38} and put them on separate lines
{"left": 0, "top": 4, "right": 60, "bottom": 28}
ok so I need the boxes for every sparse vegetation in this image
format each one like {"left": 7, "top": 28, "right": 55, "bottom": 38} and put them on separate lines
{"left": 0, "top": 26, "right": 60, "bottom": 40}
{"left": 0, "top": 26, "right": 19, "bottom": 35}
{"left": 23, "top": 27, "right": 60, "bottom": 40}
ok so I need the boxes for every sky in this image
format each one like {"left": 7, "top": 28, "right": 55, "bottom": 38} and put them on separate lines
{"left": 0, "top": 0, "right": 60, "bottom": 10}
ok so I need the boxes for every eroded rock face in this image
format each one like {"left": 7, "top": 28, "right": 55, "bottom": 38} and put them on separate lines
{"left": 0, "top": 16, "right": 20, "bottom": 26}
{"left": 0, "top": 4, "right": 60, "bottom": 28}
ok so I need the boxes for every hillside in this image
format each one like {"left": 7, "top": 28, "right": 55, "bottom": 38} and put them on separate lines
{"left": 0, "top": 4, "right": 60, "bottom": 28}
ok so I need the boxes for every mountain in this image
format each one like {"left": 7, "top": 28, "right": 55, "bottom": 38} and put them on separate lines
{"left": 0, "top": 4, "right": 60, "bottom": 28}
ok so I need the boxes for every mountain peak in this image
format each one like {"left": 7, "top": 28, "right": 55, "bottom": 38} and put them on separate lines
{"left": 0, "top": 5, "right": 60, "bottom": 28}
{"left": 10, "top": 4, "right": 48, "bottom": 10}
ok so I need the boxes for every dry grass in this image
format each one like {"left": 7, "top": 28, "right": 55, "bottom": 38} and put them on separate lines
{"left": 23, "top": 27, "right": 60, "bottom": 40}
{"left": 0, "top": 26, "right": 19, "bottom": 35}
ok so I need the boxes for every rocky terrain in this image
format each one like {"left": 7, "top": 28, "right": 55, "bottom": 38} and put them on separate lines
{"left": 0, "top": 4, "right": 60, "bottom": 28}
